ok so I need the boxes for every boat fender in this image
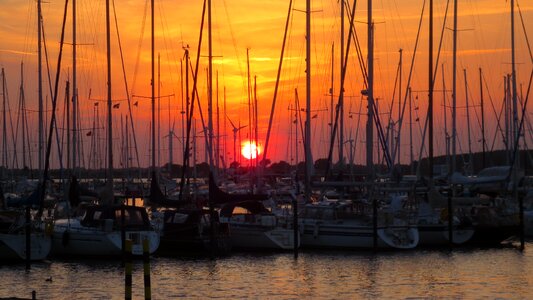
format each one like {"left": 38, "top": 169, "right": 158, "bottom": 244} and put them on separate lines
{"left": 62, "top": 230, "right": 70, "bottom": 247}
{"left": 44, "top": 222, "right": 54, "bottom": 236}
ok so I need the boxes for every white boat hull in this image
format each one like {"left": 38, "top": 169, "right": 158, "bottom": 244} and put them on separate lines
{"left": 300, "top": 221, "right": 418, "bottom": 249}
{"left": 51, "top": 219, "right": 159, "bottom": 256}
{"left": 0, "top": 233, "right": 51, "bottom": 261}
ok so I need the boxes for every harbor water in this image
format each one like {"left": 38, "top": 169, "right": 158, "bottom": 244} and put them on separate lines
{"left": 2, "top": 243, "right": 533, "bottom": 299}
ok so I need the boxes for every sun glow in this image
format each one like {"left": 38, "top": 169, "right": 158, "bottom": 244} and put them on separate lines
{"left": 241, "top": 141, "right": 262, "bottom": 160}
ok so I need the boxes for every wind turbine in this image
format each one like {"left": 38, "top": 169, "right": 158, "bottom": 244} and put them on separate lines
{"left": 164, "top": 118, "right": 181, "bottom": 174}
{"left": 227, "top": 115, "right": 247, "bottom": 164}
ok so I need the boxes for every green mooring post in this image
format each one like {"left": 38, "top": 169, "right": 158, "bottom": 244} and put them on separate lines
{"left": 143, "top": 238, "right": 152, "bottom": 300}
{"left": 125, "top": 239, "right": 132, "bottom": 300}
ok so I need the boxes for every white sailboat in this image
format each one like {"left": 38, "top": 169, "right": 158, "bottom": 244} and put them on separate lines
{"left": 51, "top": 204, "right": 159, "bottom": 256}
{"left": 0, "top": 191, "right": 51, "bottom": 261}
{"left": 50, "top": 0, "right": 159, "bottom": 257}
{"left": 299, "top": 198, "right": 418, "bottom": 250}
{"left": 211, "top": 175, "right": 298, "bottom": 250}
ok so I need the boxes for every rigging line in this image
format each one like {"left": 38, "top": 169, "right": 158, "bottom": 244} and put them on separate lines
{"left": 323, "top": 0, "right": 357, "bottom": 181}
{"left": 484, "top": 74, "right": 507, "bottom": 153}
{"left": 222, "top": 0, "right": 246, "bottom": 94}
{"left": 41, "top": 17, "right": 65, "bottom": 173}
{"left": 263, "top": 0, "right": 293, "bottom": 163}
{"left": 507, "top": 69, "right": 532, "bottom": 181}
{"left": 384, "top": 55, "right": 401, "bottom": 152}
{"left": 345, "top": 1, "right": 368, "bottom": 88}
{"left": 3, "top": 72, "right": 19, "bottom": 169}
{"left": 179, "top": 0, "right": 206, "bottom": 202}
{"left": 389, "top": 0, "right": 426, "bottom": 165}
{"left": 38, "top": 0, "right": 69, "bottom": 217}
{"left": 112, "top": 0, "right": 142, "bottom": 178}
{"left": 395, "top": 0, "right": 450, "bottom": 166}
{"left": 516, "top": 0, "right": 533, "bottom": 64}
{"left": 130, "top": 0, "right": 149, "bottom": 96}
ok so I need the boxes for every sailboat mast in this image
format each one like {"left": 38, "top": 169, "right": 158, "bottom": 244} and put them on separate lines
{"left": 339, "top": 0, "right": 344, "bottom": 167}
{"left": 409, "top": 87, "right": 414, "bottom": 174}
{"left": 38, "top": 0, "right": 43, "bottom": 174}
{"left": 20, "top": 62, "right": 27, "bottom": 169}
{"left": 451, "top": 0, "right": 458, "bottom": 177}
{"left": 428, "top": 0, "right": 434, "bottom": 181}
{"left": 106, "top": 0, "right": 113, "bottom": 185}
{"left": 330, "top": 43, "right": 334, "bottom": 139}
{"left": 398, "top": 49, "right": 403, "bottom": 165}
{"left": 151, "top": 0, "right": 156, "bottom": 172}
{"left": 72, "top": 0, "right": 78, "bottom": 172}
{"left": 246, "top": 49, "right": 252, "bottom": 168}
{"left": 216, "top": 71, "right": 220, "bottom": 172}
{"left": 366, "top": 0, "right": 374, "bottom": 177}
{"left": 511, "top": 0, "right": 518, "bottom": 160}
{"left": 66, "top": 78, "right": 70, "bottom": 170}
{"left": 1, "top": 69, "right": 6, "bottom": 171}
{"left": 464, "top": 69, "right": 473, "bottom": 174}
{"left": 208, "top": 0, "right": 214, "bottom": 173}
{"left": 305, "top": 0, "right": 312, "bottom": 202}
{"left": 479, "top": 68, "right": 486, "bottom": 168}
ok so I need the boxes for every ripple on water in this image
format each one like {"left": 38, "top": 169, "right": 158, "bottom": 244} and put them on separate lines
{"left": 2, "top": 245, "right": 533, "bottom": 299}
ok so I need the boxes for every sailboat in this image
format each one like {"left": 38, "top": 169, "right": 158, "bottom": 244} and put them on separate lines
{"left": 0, "top": 185, "right": 51, "bottom": 261}
{"left": 49, "top": 0, "right": 159, "bottom": 257}
{"left": 211, "top": 174, "right": 298, "bottom": 250}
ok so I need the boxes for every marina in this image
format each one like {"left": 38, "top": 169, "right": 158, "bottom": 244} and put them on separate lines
{"left": 0, "top": 0, "right": 532, "bottom": 298}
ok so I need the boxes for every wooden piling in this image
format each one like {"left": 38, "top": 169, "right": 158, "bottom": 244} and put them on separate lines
{"left": 143, "top": 238, "right": 152, "bottom": 300}
{"left": 125, "top": 239, "right": 132, "bottom": 300}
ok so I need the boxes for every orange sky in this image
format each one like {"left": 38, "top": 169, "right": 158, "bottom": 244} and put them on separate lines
{"left": 0, "top": 0, "right": 532, "bottom": 170}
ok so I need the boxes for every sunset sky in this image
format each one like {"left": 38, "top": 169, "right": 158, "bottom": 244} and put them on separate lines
{"left": 0, "top": 0, "right": 531, "bottom": 170}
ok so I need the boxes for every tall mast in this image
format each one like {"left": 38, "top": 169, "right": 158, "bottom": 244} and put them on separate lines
{"left": 151, "top": 0, "right": 156, "bottom": 172}
{"left": 208, "top": 0, "right": 214, "bottom": 173}
{"left": 479, "top": 68, "right": 486, "bottom": 168}
{"left": 254, "top": 76, "right": 259, "bottom": 170}
{"left": 305, "top": 0, "right": 312, "bottom": 202}
{"left": 106, "top": 0, "right": 114, "bottom": 186}
{"left": 511, "top": 0, "right": 518, "bottom": 162}
{"left": 409, "top": 88, "right": 414, "bottom": 174}
{"left": 428, "top": 0, "right": 434, "bottom": 181}
{"left": 464, "top": 69, "right": 473, "bottom": 174}
{"left": 20, "top": 62, "right": 27, "bottom": 170}
{"left": 330, "top": 43, "right": 334, "bottom": 139}
{"left": 398, "top": 48, "right": 403, "bottom": 165}
{"left": 216, "top": 71, "right": 220, "bottom": 172}
{"left": 246, "top": 49, "right": 252, "bottom": 169}
{"left": 366, "top": 0, "right": 374, "bottom": 177}
{"left": 158, "top": 53, "right": 161, "bottom": 169}
{"left": 38, "top": 0, "right": 43, "bottom": 174}
{"left": 72, "top": 0, "right": 78, "bottom": 171}
{"left": 2, "top": 68, "right": 7, "bottom": 172}
{"left": 339, "top": 0, "right": 345, "bottom": 167}
{"left": 451, "top": 0, "right": 458, "bottom": 176}
{"left": 66, "top": 78, "right": 70, "bottom": 170}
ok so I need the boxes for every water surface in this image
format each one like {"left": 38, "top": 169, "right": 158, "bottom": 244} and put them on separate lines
{"left": 1, "top": 243, "right": 532, "bottom": 299}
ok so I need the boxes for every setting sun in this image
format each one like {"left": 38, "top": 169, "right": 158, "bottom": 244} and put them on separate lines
{"left": 241, "top": 141, "right": 262, "bottom": 160}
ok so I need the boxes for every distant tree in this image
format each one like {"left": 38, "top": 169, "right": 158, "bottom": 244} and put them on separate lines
{"left": 260, "top": 158, "right": 271, "bottom": 168}
{"left": 314, "top": 158, "right": 330, "bottom": 172}
{"left": 269, "top": 160, "right": 291, "bottom": 174}
{"left": 230, "top": 161, "right": 240, "bottom": 169}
